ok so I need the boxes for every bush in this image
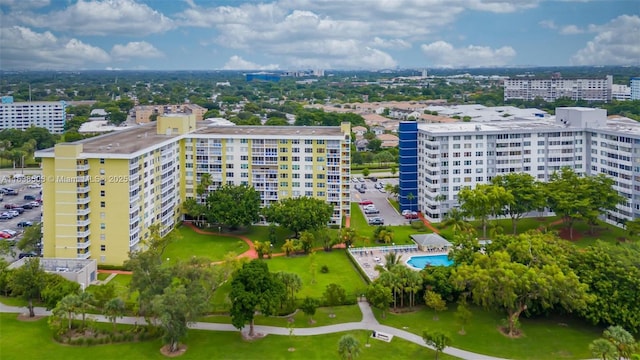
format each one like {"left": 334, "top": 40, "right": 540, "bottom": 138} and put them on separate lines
{"left": 411, "top": 220, "right": 425, "bottom": 230}
{"left": 320, "top": 265, "right": 329, "bottom": 273}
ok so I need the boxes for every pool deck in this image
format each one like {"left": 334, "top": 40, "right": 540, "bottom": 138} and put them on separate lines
{"left": 348, "top": 245, "right": 449, "bottom": 281}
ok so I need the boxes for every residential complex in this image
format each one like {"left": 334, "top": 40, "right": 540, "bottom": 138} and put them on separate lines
{"left": 631, "top": 77, "right": 640, "bottom": 100}
{"left": 399, "top": 107, "right": 640, "bottom": 226}
{"left": 132, "top": 103, "right": 207, "bottom": 123}
{"left": 35, "top": 115, "right": 351, "bottom": 265}
{"left": 503, "top": 75, "right": 613, "bottom": 102}
{"left": 0, "top": 96, "right": 66, "bottom": 134}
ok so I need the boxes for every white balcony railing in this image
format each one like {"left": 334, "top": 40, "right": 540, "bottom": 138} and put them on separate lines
{"left": 77, "top": 251, "right": 91, "bottom": 260}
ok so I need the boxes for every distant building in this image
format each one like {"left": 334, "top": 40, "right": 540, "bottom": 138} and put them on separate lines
{"left": 132, "top": 104, "right": 206, "bottom": 124}
{"left": 611, "top": 84, "right": 631, "bottom": 101}
{"left": 503, "top": 75, "right": 612, "bottom": 102}
{"left": 631, "top": 77, "right": 640, "bottom": 100}
{"left": 246, "top": 72, "right": 281, "bottom": 82}
{"left": 0, "top": 96, "right": 66, "bottom": 134}
{"left": 9, "top": 258, "right": 97, "bottom": 288}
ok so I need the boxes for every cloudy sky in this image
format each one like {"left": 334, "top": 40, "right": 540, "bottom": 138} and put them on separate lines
{"left": 0, "top": 0, "right": 638, "bottom": 71}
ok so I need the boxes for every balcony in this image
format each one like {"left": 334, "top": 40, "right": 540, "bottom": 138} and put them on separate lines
{"left": 76, "top": 196, "right": 91, "bottom": 205}
{"left": 77, "top": 218, "right": 91, "bottom": 227}
{"left": 77, "top": 251, "right": 91, "bottom": 260}
{"left": 77, "top": 207, "right": 91, "bottom": 216}
{"left": 76, "top": 164, "right": 90, "bottom": 171}
{"left": 76, "top": 185, "right": 90, "bottom": 194}
{"left": 76, "top": 240, "right": 91, "bottom": 250}
{"left": 77, "top": 229, "right": 91, "bottom": 238}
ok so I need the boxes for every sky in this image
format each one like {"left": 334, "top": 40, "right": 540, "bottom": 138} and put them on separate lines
{"left": 0, "top": 0, "right": 638, "bottom": 71}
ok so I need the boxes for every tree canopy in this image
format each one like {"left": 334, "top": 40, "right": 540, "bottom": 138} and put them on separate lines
{"left": 264, "top": 196, "right": 334, "bottom": 237}
{"left": 205, "top": 184, "right": 261, "bottom": 230}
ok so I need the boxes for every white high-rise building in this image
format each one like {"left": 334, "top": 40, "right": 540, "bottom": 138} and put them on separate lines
{"left": 399, "top": 107, "right": 640, "bottom": 227}
{"left": 503, "top": 75, "right": 613, "bottom": 103}
{"left": 631, "top": 77, "right": 640, "bottom": 100}
{"left": 0, "top": 96, "right": 66, "bottom": 134}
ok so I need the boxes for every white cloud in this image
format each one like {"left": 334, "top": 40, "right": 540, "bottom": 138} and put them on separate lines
{"left": 420, "top": 41, "right": 516, "bottom": 67}
{"left": 0, "top": 0, "right": 49, "bottom": 10}
{"left": 16, "top": 0, "right": 175, "bottom": 36}
{"left": 539, "top": 20, "right": 557, "bottom": 30}
{"left": 111, "top": 41, "right": 163, "bottom": 59}
{"left": 571, "top": 15, "right": 640, "bottom": 66}
{"left": 371, "top": 37, "right": 411, "bottom": 50}
{"left": 0, "top": 26, "right": 110, "bottom": 70}
{"left": 559, "top": 25, "right": 583, "bottom": 35}
{"left": 222, "top": 55, "right": 279, "bottom": 70}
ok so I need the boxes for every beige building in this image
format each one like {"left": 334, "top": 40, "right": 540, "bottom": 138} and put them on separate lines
{"left": 133, "top": 104, "right": 207, "bottom": 123}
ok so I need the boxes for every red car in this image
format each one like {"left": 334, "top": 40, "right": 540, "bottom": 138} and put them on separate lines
{"left": 0, "top": 232, "right": 12, "bottom": 239}
{"left": 3, "top": 204, "right": 18, "bottom": 209}
{"left": 404, "top": 211, "right": 419, "bottom": 219}
{"left": 359, "top": 200, "right": 373, "bottom": 206}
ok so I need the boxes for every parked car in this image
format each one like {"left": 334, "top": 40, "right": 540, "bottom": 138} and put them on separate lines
{"left": 364, "top": 208, "right": 380, "bottom": 215}
{"left": 2, "top": 229, "right": 17, "bottom": 237}
{"left": 29, "top": 201, "right": 40, "bottom": 207}
{"left": 362, "top": 204, "right": 376, "bottom": 209}
{"left": 368, "top": 217, "right": 384, "bottom": 225}
{"left": 27, "top": 184, "right": 41, "bottom": 189}
{"left": 359, "top": 200, "right": 374, "bottom": 205}
{"left": 24, "top": 195, "right": 36, "bottom": 201}
{"left": 369, "top": 176, "right": 378, "bottom": 182}
{"left": 358, "top": 177, "right": 365, "bottom": 182}
{"left": 12, "top": 207, "right": 24, "bottom": 214}
{"left": 4, "top": 203, "right": 18, "bottom": 209}
{"left": 357, "top": 187, "right": 365, "bottom": 194}
{"left": 0, "top": 213, "right": 11, "bottom": 220}
{"left": 0, "top": 231, "right": 11, "bottom": 239}
{"left": 5, "top": 189, "right": 18, "bottom": 195}
{"left": 7, "top": 210, "right": 19, "bottom": 217}
{"left": 404, "top": 211, "right": 419, "bottom": 219}
{"left": 17, "top": 221, "right": 33, "bottom": 227}
{"left": 21, "top": 203, "right": 33, "bottom": 209}
{"left": 19, "top": 252, "right": 38, "bottom": 259}
{"left": 374, "top": 182, "right": 383, "bottom": 189}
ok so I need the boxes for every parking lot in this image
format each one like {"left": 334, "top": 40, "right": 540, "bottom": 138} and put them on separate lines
{"left": 0, "top": 179, "right": 43, "bottom": 262}
{"left": 351, "top": 177, "right": 409, "bottom": 226}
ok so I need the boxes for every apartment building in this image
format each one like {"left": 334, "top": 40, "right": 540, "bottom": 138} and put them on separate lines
{"left": 0, "top": 96, "right": 66, "bottom": 134}
{"left": 132, "top": 103, "right": 207, "bottom": 123}
{"left": 399, "top": 107, "right": 640, "bottom": 226}
{"left": 503, "top": 75, "right": 613, "bottom": 103}
{"left": 631, "top": 77, "right": 640, "bottom": 100}
{"left": 35, "top": 115, "right": 351, "bottom": 265}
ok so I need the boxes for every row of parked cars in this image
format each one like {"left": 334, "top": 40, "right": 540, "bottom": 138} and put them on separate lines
{"left": 1, "top": 196, "right": 41, "bottom": 220}
{"left": 359, "top": 199, "right": 385, "bottom": 225}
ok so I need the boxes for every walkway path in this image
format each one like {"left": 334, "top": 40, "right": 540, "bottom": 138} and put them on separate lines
{"left": 184, "top": 222, "right": 258, "bottom": 259}
{"left": 418, "top": 213, "right": 441, "bottom": 233}
{"left": 0, "top": 301, "right": 507, "bottom": 360}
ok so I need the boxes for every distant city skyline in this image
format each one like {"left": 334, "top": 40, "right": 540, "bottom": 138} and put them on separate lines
{"left": 0, "top": 0, "right": 638, "bottom": 71}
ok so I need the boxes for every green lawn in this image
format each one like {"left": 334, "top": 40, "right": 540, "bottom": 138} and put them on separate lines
{"left": 163, "top": 225, "right": 250, "bottom": 263}
{"left": 0, "top": 313, "right": 458, "bottom": 360}
{"left": 374, "top": 305, "right": 601, "bottom": 360}
{"left": 97, "top": 273, "right": 109, "bottom": 281}
{"left": 200, "top": 305, "right": 363, "bottom": 327}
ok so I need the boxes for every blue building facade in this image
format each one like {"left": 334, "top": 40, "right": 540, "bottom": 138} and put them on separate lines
{"left": 398, "top": 121, "right": 418, "bottom": 212}
{"left": 246, "top": 73, "right": 281, "bottom": 82}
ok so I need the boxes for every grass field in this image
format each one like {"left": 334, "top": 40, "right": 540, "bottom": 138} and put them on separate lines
{"left": 0, "top": 313, "right": 458, "bottom": 360}
{"left": 163, "top": 225, "right": 250, "bottom": 263}
{"left": 374, "top": 305, "right": 601, "bottom": 360}
{"left": 200, "top": 304, "right": 363, "bottom": 328}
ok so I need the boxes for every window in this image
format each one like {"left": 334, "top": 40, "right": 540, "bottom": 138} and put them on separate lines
{"left": 100, "top": 234, "right": 106, "bottom": 241}
{"left": 101, "top": 245, "right": 106, "bottom": 251}
{"left": 100, "top": 190, "right": 105, "bottom": 197}
{"left": 99, "top": 168, "right": 105, "bottom": 175}
{"left": 100, "top": 179, "right": 105, "bottom": 186}
{"left": 100, "top": 201, "right": 106, "bottom": 208}
{"left": 100, "top": 158, "right": 105, "bottom": 164}
{"left": 100, "top": 223, "right": 106, "bottom": 230}
{"left": 100, "top": 212, "right": 105, "bottom": 219}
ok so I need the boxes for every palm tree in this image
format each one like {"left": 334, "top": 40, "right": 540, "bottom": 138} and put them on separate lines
{"left": 442, "top": 208, "right": 470, "bottom": 234}
{"left": 406, "top": 270, "right": 423, "bottom": 308}
{"left": 407, "top": 192, "right": 415, "bottom": 212}
{"left": 338, "top": 334, "right": 361, "bottom": 360}
{"left": 603, "top": 325, "right": 637, "bottom": 360}
{"left": 53, "top": 294, "right": 80, "bottom": 330}
{"left": 589, "top": 338, "right": 618, "bottom": 360}
{"left": 383, "top": 252, "right": 402, "bottom": 271}
{"left": 103, "top": 298, "right": 126, "bottom": 331}
{"left": 77, "top": 291, "right": 95, "bottom": 329}
{"left": 281, "top": 239, "right": 296, "bottom": 257}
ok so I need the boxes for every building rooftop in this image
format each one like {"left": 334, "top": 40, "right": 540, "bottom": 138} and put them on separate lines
{"left": 193, "top": 125, "right": 345, "bottom": 137}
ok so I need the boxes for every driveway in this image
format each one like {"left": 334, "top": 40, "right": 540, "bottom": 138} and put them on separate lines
{"left": 351, "top": 178, "right": 406, "bottom": 226}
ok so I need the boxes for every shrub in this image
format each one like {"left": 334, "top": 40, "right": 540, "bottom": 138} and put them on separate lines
{"left": 411, "top": 220, "right": 425, "bottom": 230}
{"left": 320, "top": 265, "right": 329, "bottom": 273}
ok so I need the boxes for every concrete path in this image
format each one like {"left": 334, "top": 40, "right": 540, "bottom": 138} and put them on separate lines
{"left": 0, "top": 301, "right": 508, "bottom": 360}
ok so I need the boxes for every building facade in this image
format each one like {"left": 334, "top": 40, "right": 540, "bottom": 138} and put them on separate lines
{"left": 399, "top": 107, "right": 640, "bottom": 226}
{"left": 132, "top": 103, "right": 207, "bottom": 123}
{"left": 35, "top": 115, "right": 351, "bottom": 265}
{"left": 631, "top": 77, "right": 640, "bottom": 100}
{"left": 0, "top": 96, "right": 66, "bottom": 134}
{"left": 503, "top": 76, "right": 613, "bottom": 103}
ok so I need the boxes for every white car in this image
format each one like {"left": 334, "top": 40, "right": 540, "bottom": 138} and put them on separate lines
{"left": 1, "top": 229, "right": 17, "bottom": 236}
{"left": 27, "top": 184, "right": 41, "bottom": 189}
{"left": 29, "top": 201, "right": 40, "bottom": 207}
{"left": 7, "top": 210, "right": 19, "bottom": 217}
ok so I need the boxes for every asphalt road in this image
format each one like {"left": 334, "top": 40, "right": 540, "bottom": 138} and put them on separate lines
{"left": 350, "top": 177, "right": 409, "bottom": 226}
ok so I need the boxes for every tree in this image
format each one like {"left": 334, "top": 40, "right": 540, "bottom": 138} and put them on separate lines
{"left": 383, "top": 252, "right": 402, "bottom": 271}
{"left": 390, "top": 165, "right": 397, "bottom": 176}
{"left": 441, "top": 208, "right": 470, "bottom": 234}
{"left": 323, "top": 283, "right": 347, "bottom": 316}
{"left": 281, "top": 239, "right": 296, "bottom": 257}
{"left": 452, "top": 232, "right": 591, "bottom": 337}
{"left": 492, "top": 173, "right": 544, "bottom": 234}
{"left": 152, "top": 284, "right": 192, "bottom": 353}
{"left": 373, "top": 226, "right": 394, "bottom": 244}
{"left": 9, "top": 257, "right": 46, "bottom": 317}
{"left": 590, "top": 338, "right": 619, "bottom": 360}
{"left": 230, "top": 260, "right": 286, "bottom": 337}
{"left": 422, "top": 330, "right": 452, "bottom": 360}
{"left": 407, "top": 192, "right": 415, "bottom": 212}
{"left": 275, "top": 272, "right": 302, "bottom": 309}
{"left": 406, "top": 270, "right": 423, "bottom": 308}
{"left": 264, "top": 197, "right": 333, "bottom": 238}
{"left": 366, "top": 283, "right": 392, "bottom": 318}
{"left": 40, "top": 273, "right": 80, "bottom": 310}
{"left": 300, "top": 297, "right": 319, "bottom": 324}
{"left": 338, "top": 334, "right": 361, "bottom": 360}
{"left": 424, "top": 290, "right": 447, "bottom": 320}
{"left": 625, "top": 218, "right": 640, "bottom": 240}
{"left": 361, "top": 168, "right": 370, "bottom": 178}
{"left": 17, "top": 223, "right": 42, "bottom": 255}
{"left": 458, "top": 184, "right": 513, "bottom": 238}
{"left": 298, "top": 231, "right": 315, "bottom": 254}
{"left": 52, "top": 294, "right": 80, "bottom": 330}
{"left": 603, "top": 325, "right": 637, "bottom": 360}
{"left": 581, "top": 174, "right": 624, "bottom": 235}
{"left": 254, "top": 241, "right": 270, "bottom": 259}
{"left": 339, "top": 227, "right": 357, "bottom": 248}
{"left": 76, "top": 291, "right": 95, "bottom": 329}
{"left": 454, "top": 300, "right": 473, "bottom": 335}
{"left": 367, "top": 138, "right": 382, "bottom": 152}
{"left": 206, "top": 184, "right": 261, "bottom": 230}
{"left": 103, "top": 297, "right": 126, "bottom": 331}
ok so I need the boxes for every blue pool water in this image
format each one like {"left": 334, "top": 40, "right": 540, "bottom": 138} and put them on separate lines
{"left": 406, "top": 254, "right": 453, "bottom": 269}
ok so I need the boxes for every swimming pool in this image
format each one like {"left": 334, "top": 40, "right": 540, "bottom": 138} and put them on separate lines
{"left": 406, "top": 254, "right": 453, "bottom": 269}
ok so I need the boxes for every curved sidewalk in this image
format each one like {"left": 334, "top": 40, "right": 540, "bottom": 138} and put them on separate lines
{"left": 0, "top": 301, "right": 507, "bottom": 360}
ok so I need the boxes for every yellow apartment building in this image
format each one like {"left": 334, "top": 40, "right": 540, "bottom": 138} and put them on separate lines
{"left": 35, "top": 115, "right": 351, "bottom": 265}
